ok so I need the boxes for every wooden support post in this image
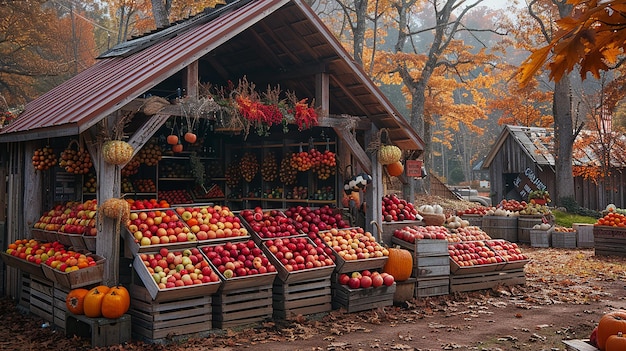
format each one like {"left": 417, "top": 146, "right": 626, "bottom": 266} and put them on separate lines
{"left": 364, "top": 125, "right": 382, "bottom": 240}
{"left": 183, "top": 61, "right": 199, "bottom": 99}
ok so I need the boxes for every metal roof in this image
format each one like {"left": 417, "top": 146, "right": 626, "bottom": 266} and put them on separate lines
{"left": 0, "top": 0, "right": 423, "bottom": 151}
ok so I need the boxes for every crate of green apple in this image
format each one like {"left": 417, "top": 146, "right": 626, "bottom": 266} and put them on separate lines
{"left": 200, "top": 239, "right": 278, "bottom": 292}
{"left": 318, "top": 227, "right": 389, "bottom": 273}
{"left": 125, "top": 208, "right": 198, "bottom": 254}
{"left": 133, "top": 247, "right": 221, "bottom": 301}
{"left": 240, "top": 207, "right": 301, "bottom": 243}
{"left": 262, "top": 236, "right": 336, "bottom": 284}
{"left": 448, "top": 240, "right": 506, "bottom": 274}
{"left": 176, "top": 205, "right": 249, "bottom": 243}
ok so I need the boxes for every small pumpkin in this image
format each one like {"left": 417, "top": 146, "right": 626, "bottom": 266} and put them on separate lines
{"left": 597, "top": 310, "right": 626, "bottom": 350}
{"left": 83, "top": 285, "right": 110, "bottom": 318}
{"left": 382, "top": 247, "right": 413, "bottom": 282}
{"left": 378, "top": 144, "right": 402, "bottom": 165}
{"left": 101, "top": 286, "right": 131, "bottom": 319}
{"left": 66, "top": 288, "right": 89, "bottom": 315}
{"left": 386, "top": 161, "right": 404, "bottom": 177}
{"left": 606, "top": 332, "right": 626, "bottom": 351}
{"left": 172, "top": 143, "right": 183, "bottom": 153}
{"left": 166, "top": 134, "right": 179, "bottom": 145}
{"left": 184, "top": 132, "right": 197, "bottom": 144}
{"left": 102, "top": 140, "right": 134, "bottom": 165}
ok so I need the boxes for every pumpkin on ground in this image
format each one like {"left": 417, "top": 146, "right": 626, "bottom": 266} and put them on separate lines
{"left": 65, "top": 288, "right": 89, "bottom": 315}
{"left": 382, "top": 247, "right": 412, "bottom": 282}
{"left": 83, "top": 285, "right": 110, "bottom": 318}
{"left": 101, "top": 286, "right": 131, "bottom": 319}
{"left": 606, "top": 332, "right": 626, "bottom": 351}
{"left": 386, "top": 161, "right": 404, "bottom": 177}
{"left": 597, "top": 310, "right": 626, "bottom": 351}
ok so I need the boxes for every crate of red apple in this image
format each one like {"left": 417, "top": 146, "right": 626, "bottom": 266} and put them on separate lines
{"left": 319, "top": 228, "right": 388, "bottom": 273}
{"left": 177, "top": 205, "right": 249, "bottom": 242}
{"left": 333, "top": 269, "right": 396, "bottom": 313}
{"left": 199, "top": 239, "right": 277, "bottom": 292}
{"left": 239, "top": 208, "right": 300, "bottom": 242}
{"left": 448, "top": 241, "right": 504, "bottom": 274}
{"left": 125, "top": 208, "right": 197, "bottom": 254}
{"left": 381, "top": 194, "right": 419, "bottom": 222}
{"left": 32, "top": 200, "right": 99, "bottom": 248}
{"left": 283, "top": 205, "right": 350, "bottom": 237}
{"left": 133, "top": 247, "right": 221, "bottom": 301}
{"left": 485, "top": 239, "right": 529, "bottom": 270}
{"left": 262, "top": 236, "right": 336, "bottom": 283}
{"left": 2, "top": 239, "right": 67, "bottom": 278}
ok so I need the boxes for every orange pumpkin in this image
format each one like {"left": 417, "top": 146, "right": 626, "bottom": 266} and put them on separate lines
{"left": 184, "top": 132, "right": 197, "bottom": 144}
{"left": 382, "top": 247, "right": 413, "bottom": 282}
{"left": 166, "top": 134, "right": 179, "bottom": 145}
{"left": 65, "top": 288, "right": 89, "bottom": 315}
{"left": 83, "top": 285, "right": 110, "bottom": 318}
{"left": 172, "top": 143, "right": 183, "bottom": 153}
{"left": 101, "top": 286, "right": 131, "bottom": 319}
{"left": 386, "top": 161, "right": 404, "bottom": 177}
{"left": 598, "top": 310, "right": 626, "bottom": 350}
{"left": 606, "top": 332, "right": 626, "bottom": 351}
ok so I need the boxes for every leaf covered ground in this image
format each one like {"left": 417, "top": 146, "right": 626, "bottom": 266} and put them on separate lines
{"left": 3, "top": 246, "right": 626, "bottom": 351}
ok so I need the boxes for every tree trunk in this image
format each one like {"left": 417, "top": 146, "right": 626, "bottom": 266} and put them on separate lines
{"left": 553, "top": 75, "right": 575, "bottom": 206}
{"left": 151, "top": 0, "right": 169, "bottom": 28}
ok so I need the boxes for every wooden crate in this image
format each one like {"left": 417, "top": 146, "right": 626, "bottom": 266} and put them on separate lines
{"left": 482, "top": 216, "right": 518, "bottom": 242}
{"left": 259, "top": 237, "right": 335, "bottom": 284}
{"left": 450, "top": 268, "right": 525, "bottom": 293}
{"left": 213, "top": 284, "right": 273, "bottom": 329}
{"left": 460, "top": 215, "right": 482, "bottom": 228}
{"left": 594, "top": 226, "right": 626, "bottom": 256}
{"left": 530, "top": 229, "right": 551, "bottom": 248}
{"left": 391, "top": 237, "right": 449, "bottom": 260}
{"left": 129, "top": 284, "right": 212, "bottom": 342}
{"left": 1, "top": 252, "right": 46, "bottom": 279}
{"left": 274, "top": 277, "right": 332, "bottom": 319}
{"left": 66, "top": 313, "right": 132, "bottom": 347}
{"left": 331, "top": 281, "right": 395, "bottom": 313}
{"left": 573, "top": 224, "right": 594, "bottom": 248}
{"left": 552, "top": 231, "right": 577, "bottom": 248}
{"left": 333, "top": 255, "right": 388, "bottom": 274}
{"left": 41, "top": 256, "right": 105, "bottom": 289}
{"left": 381, "top": 220, "right": 424, "bottom": 245}
{"left": 562, "top": 339, "right": 599, "bottom": 351}
{"left": 393, "top": 278, "right": 416, "bottom": 304}
{"left": 19, "top": 273, "right": 31, "bottom": 309}
{"left": 413, "top": 255, "right": 450, "bottom": 278}
{"left": 517, "top": 216, "right": 544, "bottom": 244}
{"left": 449, "top": 259, "right": 504, "bottom": 275}
{"left": 29, "top": 275, "right": 54, "bottom": 322}
{"left": 53, "top": 285, "right": 71, "bottom": 330}
{"left": 415, "top": 276, "right": 449, "bottom": 297}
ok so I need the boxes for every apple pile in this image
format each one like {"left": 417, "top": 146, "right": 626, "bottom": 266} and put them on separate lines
{"left": 43, "top": 249, "right": 99, "bottom": 272}
{"left": 5, "top": 239, "right": 67, "bottom": 266}
{"left": 127, "top": 198, "right": 170, "bottom": 210}
{"left": 158, "top": 189, "right": 194, "bottom": 205}
{"left": 59, "top": 200, "right": 98, "bottom": 236}
{"left": 319, "top": 227, "right": 388, "bottom": 261}
{"left": 126, "top": 209, "right": 195, "bottom": 246}
{"left": 448, "top": 241, "right": 501, "bottom": 267}
{"left": 140, "top": 248, "right": 220, "bottom": 289}
{"left": 392, "top": 225, "right": 448, "bottom": 243}
{"left": 338, "top": 270, "right": 395, "bottom": 289}
{"left": 240, "top": 208, "right": 299, "bottom": 239}
{"left": 33, "top": 202, "right": 78, "bottom": 232}
{"left": 456, "top": 206, "right": 494, "bottom": 216}
{"left": 201, "top": 240, "right": 276, "bottom": 278}
{"left": 552, "top": 225, "right": 576, "bottom": 232}
{"left": 447, "top": 226, "right": 491, "bottom": 242}
{"left": 486, "top": 240, "right": 528, "bottom": 261}
{"left": 177, "top": 205, "right": 247, "bottom": 241}
{"left": 497, "top": 199, "right": 526, "bottom": 212}
{"left": 264, "top": 237, "right": 334, "bottom": 272}
{"left": 283, "top": 205, "right": 350, "bottom": 238}
{"left": 382, "top": 194, "right": 418, "bottom": 222}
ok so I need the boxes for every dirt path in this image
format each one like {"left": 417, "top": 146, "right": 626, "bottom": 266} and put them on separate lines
{"left": 2, "top": 246, "right": 626, "bottom": 351}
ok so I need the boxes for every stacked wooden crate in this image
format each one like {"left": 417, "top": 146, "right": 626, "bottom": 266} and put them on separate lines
{"left": 391, "top": 237, "right": 450, "bottom": 297}
{"left": 330, "top": 256, "right": 393, "bottom": 312}
{"left": 212, "top": 276, "right": 275, "bottom": 329}
{"left": 29, "top": 275, "right": 55, "bottom": 323}
{"left": 593, "top": 226, "right": 626, "bottom": 256}
{"left": 573, "top": 224, "right": 594, "bottom": 248}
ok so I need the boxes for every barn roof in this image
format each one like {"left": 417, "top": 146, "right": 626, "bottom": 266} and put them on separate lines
{"left": 0, "top": 0, "right": 423, "bottom": 151}
{"left": 482, "top": 124, "right": 626, "bottom": 169}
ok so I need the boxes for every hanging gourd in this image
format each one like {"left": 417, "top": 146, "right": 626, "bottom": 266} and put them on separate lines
{"left": 371, "top": 129, "right": 402, "bottom": 165}
{"left": 101, "top": 286, "right": 131, "bottom": 319}
{"left": 382, "top": 247, "right": 413, "bottom": 282}
{"left": 100, "top": 198, "right": 130, "bottom": 223}
{"left": 102, "top": 140, "right": 134, "bottom": 165}
{"left": 83, "top": 285, "right": 110, "bottom": 318}
{"left": 386, "top": 161, "right": 404, "bottom": 177}
{"left": 65, "top": 288, "right": 89, "bottom": 315}
{"left": 597, "top": 310, "right": 626, "bottom": 351}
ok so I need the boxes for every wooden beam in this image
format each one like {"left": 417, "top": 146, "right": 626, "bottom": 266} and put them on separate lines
{"left": 316, "top": 72, "right": 329, "bottom": 115}
{"left": 127, "top": 113, "right": 171, "bottom": 155}
{"left": 183, "top": 61, "right": 199, "bottom": 99}
{"left": 333, "top": 126, "right": 371, "bottom": 175}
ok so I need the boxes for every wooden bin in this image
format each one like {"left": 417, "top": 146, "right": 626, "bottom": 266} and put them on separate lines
{"left": 381, "top": 220, "right": 424, "bottom": 246}
{"left": 481, "top": 216, "right": 518, "bottom": 242}
{"left": 66, "top": 313, "right": 132, "bottom": 348}
{"left": 593, "top": 226, "right": 626, "bottom": 256}
{"left": 213, "top": 284, "right": 273, "bottom": 329}
{"left": 517, "top": 216, "right": 544, "bottom": 244}
{"left": 393, "top": 278, "right": 416, "bottom": 304}
{"left": 573, "top": 223, "right": 594, "bottom": 248}
{"left": 460, "top": 215, "right": 482, "bottom": 228}
{"left": 415, "top": 276, "right": 449, "bottom": 297}
{"left": 53, "top": 285, "right": 71, "bottom": 330}
{"left": 274, "top": 276, "right": 332, "bottom": 318}
{"left": 562, "top": 339, "right": 599, "bottom": 351}
{"left": 1, "top": 252, "right": 46, "bottom": 279}
{"left": 450, "top": 267, "right": 525, "bottom": 293}
{"left": 129, "top": 284, "right": 212, "bottom": 343}
{"left": 42, "top": 255, "right": 106, "bottom": 289}
{"left": 530, "top": 229, "right": 551, "bottom": 248}
{"left": 552, "top": 231, "right": 577, "bottom": 248}
{"left": 29, "top": 275, "right": 54, "bottom": 322}
{"left": 331, "top": 280, "right": 395, "bottom": 313}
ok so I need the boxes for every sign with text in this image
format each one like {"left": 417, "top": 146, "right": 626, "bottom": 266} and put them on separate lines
{"left": 405, "top": 160, "right": 423, "bottom": 177}
{"left": 513, "top": 167, "right": 547, "bottom": 200}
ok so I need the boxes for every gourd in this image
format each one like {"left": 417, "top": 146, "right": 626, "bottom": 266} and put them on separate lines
{"left": 166, "top": 134, "right": 179, "bottom": 145}
{"left": 386, "top": 161, "right": 404, "bottom": 177}
{"left": 378, "top": 144, "right": 402, "bottom": 165}
{"left": 382, "top": 247, "right": 413, "bottom": 282}
{"left": 102, "top": 140, "right": 134, "bottom": 165}
{"left": 65, "top": 288, "right": 89, "bottom": 315}
{"left": 101, "top": 286, "right": 131, "bottom": 319}
{"left": 606, "top": 332, "right": 626, "bottom": 351}
{"left": 83, "top": 285, "right": 111, "bottom": 318}
{"left": 100, "top": 198, "right": 130, "bottom": 223}
{"left": 597, "top": 310, "right": 626, "bottom": 350}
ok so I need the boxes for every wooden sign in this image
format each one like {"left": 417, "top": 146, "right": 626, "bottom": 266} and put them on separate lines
{"left": 405, "top": 160, "right": 423, "bottom": 177}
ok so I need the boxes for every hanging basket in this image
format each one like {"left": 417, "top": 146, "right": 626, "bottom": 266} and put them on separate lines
{"left": 102, "top": 140, "right": 134, "bottom": 165}
{"left": 377, "top": 129, "right": 402, "bottom": 165}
